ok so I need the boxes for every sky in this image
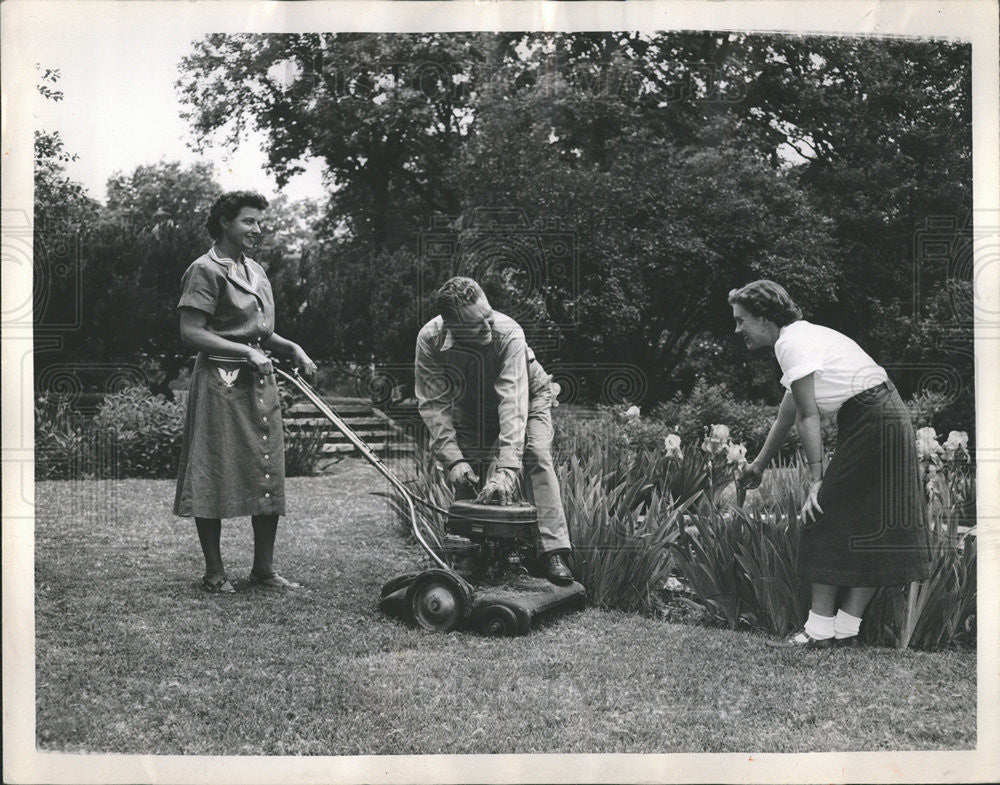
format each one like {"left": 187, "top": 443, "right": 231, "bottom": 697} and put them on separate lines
{"left": 29, "top": 14, "right": 326, "bottom": 205}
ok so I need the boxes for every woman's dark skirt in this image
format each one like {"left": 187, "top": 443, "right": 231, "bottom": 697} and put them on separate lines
{"left": 803, "top": 382, "right": 931, "bottom": 586}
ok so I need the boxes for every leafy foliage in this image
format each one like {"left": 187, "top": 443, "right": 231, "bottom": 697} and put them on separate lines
{"left": 35, "top": 395, "right": 93, "bottom": 480}
{"left": 278, "top": 385, "right": 330, "bottom": 478}
{"left": 36, "top": 388, "right": 186, "bottom": 480}
{"left": 669, "top": 502, "right": 809, "bottom": 635}
{"left": 91, "top": 388, "right": 187, "bottom": 478}
{"left": 36, "top": 384, "right": 334, "bottom": 480}
{"left": 562, "top": 470, "right": 693, "bottom": 613}
{"left": 174, "top": 31, "right": 972, "bottom": 422}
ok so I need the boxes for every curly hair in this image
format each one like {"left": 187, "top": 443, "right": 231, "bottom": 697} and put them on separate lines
{"left": 433, "top": 277, "right": 485, "bottom": 321}
{"left": 727, "top": 280, "right": 803, "bottom": 327}
{"left": 205, "top": 191, "right": 269, "bottom": 240}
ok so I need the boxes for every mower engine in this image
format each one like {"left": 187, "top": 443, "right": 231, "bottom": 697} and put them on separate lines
{"left": 442, "top": 500, "right": 539, "bottom": 579}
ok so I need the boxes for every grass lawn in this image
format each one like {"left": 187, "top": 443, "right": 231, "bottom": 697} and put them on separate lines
{"left": 34, "top": 459, "right": 976, "bottom": 754}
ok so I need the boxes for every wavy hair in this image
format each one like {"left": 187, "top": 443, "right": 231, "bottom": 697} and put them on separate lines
{"left": 205, "top": 191, "right": 268, "bottom": 240}
{"left": 727, "top": 280, "right": 803, "bottom": 326}
{"left": 433, "top": 277, "right": 485, "bottom": 321}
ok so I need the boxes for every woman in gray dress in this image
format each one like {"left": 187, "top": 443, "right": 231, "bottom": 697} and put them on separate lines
{"left": 174, "top": 191, "right": 316, "bottom": 593}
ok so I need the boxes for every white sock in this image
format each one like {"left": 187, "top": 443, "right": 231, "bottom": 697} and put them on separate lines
{"left": 804, "top": 610, "right": 835, "bottom": 640}
{"left": 834, "top": 609, "right": 863, "bottom": 639}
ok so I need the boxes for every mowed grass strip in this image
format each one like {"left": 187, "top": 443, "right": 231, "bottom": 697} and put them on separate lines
{"left": 34, "top": 461, "right": 975, "bottom": 754}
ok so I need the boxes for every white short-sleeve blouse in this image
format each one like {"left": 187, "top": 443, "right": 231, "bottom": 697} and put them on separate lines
{"left": 774, "top": 320, "right": 888, "bottom": 413}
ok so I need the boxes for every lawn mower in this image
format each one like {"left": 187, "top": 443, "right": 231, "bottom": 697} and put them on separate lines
{"left": 275, "top": 366, "right": 586, "bottom": 637}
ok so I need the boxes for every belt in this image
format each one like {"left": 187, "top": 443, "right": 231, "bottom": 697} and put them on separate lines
{"left": 848, "top": 379, "right": 892, "bottom": 403}
{"left": 207, "top": 340, "right": 262, "bottom": 364}
{"left": 839, "top": 380, "right": 893, "bottom": 420}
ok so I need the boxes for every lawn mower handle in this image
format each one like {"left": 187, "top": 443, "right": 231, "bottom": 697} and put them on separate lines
{"left": 273, "top": 363, "right": 450, "bottom": 572}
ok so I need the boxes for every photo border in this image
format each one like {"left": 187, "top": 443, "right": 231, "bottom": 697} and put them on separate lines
{"left": 3, "top": 1, "right": 998, "bottom": 783}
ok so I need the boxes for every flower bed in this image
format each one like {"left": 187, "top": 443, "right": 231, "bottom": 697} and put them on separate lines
{"left": 388, "top": 406, "right": 976, "bottom": 650}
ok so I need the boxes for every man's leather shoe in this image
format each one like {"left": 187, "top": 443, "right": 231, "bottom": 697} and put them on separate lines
{"left": 766, "top": 629, "right": 835, "bottom": 649}
{"left": 543, "top": 553, "right": 574, "bottom": 585}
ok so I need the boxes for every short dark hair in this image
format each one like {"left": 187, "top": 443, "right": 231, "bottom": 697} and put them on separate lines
{"left": 205, "top": 191, "right": 269, "bottom": 240}
{"left": 433, "top": 277, "right": 485, "bottom": 321}
{"left": 728, "top": 280, "right": 802, "bottom": 327}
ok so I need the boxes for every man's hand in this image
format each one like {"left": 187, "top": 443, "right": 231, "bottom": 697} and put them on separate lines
{"left": 448, "top": 461, "right": 479, "bottom": 489}
{"left": 475, "top": 468, "right": 518, "bottom": 506}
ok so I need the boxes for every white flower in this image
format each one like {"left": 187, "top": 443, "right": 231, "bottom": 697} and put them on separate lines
{"left": 942, "top": 430, "right": 969, "bottom": 460}
{"left": 624, "top": 405, "right": 641, "bottom": 419}
{"left": 725, "top": 442, "right": 748, "bottom": 468}
{"left": 664, "top": 576, "right": 685, "bottom": 592}
{"left": 663, "top": 433, "right": 683, "bottom": 459}
{"left": 943, "top": 431, "right": 969, "bottom": 455}
{"left": 710, "top": 424, "right": 731, "bottom": 441}
{"left": 915, "top": 427, "right": 943, "bottom": 461}
{"left": 943, "top": 430, "right": 968, "bottom": 450}
{"left": 701, "top": 423, "right": 731, "bottom": 455}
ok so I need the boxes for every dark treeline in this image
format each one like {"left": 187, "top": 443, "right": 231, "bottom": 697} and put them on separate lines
{"left": 35, "top": 32, "right": 973, "bottom": 430}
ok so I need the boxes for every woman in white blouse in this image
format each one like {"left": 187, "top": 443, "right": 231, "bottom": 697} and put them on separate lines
{"left": 731, "top": 280, "right": 930, "bottom": 648}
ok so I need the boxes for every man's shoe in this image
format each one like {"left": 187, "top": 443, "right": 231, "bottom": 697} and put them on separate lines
{"left": 543, "top": 553, "right": 574, "bottom": 586}
{"left": 767, "top": 629, "right": 835, "bottom": 649}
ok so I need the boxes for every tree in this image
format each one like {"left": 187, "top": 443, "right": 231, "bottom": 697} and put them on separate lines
{"left": 176, "top": 32, "right": 972, "bottom": 417}
{"left": 177, "top": 33, "right": 506, "bottom": 245}
{"left": 33, "top": 67, "right": 101, "bottom": 392}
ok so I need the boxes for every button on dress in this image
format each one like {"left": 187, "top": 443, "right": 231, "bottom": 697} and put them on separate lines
{"left": 173, "top": 249, "right": 285, "bottom": 518}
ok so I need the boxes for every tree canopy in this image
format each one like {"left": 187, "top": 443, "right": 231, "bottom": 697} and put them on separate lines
{"left": 34, "top": 32, "right": 973, "bottom": 429}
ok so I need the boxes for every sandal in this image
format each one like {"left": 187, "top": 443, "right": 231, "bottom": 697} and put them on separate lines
{"left": 248, "top": 570, "right": 302, "bottom": 589}
{"left": 202, "top": 576, "right": 236, "bottom": 594}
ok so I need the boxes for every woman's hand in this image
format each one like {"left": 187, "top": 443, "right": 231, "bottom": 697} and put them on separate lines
{"left": 292, "top": 345, "right": 318, "bottom": 378}
{"left": 800, "top": 480, "right": 824, "bottom": 525}
{"left": 738, "top": 461, "right": 764, "bottom": 491}
{"left": 246, "top": 347, "right": 273, "bottom": 375}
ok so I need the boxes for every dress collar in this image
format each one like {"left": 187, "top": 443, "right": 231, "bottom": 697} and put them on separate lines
{"left": 208, "top": 246, "right": 259, "bottom": 293}
{"left": 440, "top": 326, "right": 456, "bottom": 351}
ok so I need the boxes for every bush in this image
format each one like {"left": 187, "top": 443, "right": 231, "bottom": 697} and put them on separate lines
{"left": 666, "top": 446, "right": 976, "bottom": 650}
{"left": 282, "top": 424, "right": 330, "bottom": 478}
{"left": 862, "top": 534, "right": 977, "bottom": 649}
{"left": 378, "top": 440, "right": 454, "bottom": 548}
{"left": 36, "top": 389, "right": 186, "bottom": 480}
{"left": 649, "top": 379, "right": 785, "bottom": 456}
{"left": 92, "top": 387, "right": 187, "bottom": 478}
{"left": 562, "top": 466, "right": 694, "bottom": 614}
{"left": 35, "top": 395, "right": 94, "bottom": 480}
{"left": 38, "top": 383, "right": 340, "bottom": 480}
{"left": 906, "top": 389, "right": 952, "bottom": 431}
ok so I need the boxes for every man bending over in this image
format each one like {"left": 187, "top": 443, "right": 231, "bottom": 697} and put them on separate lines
{"left": 414, "top": 277, "right": 574, "bottom": 585}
